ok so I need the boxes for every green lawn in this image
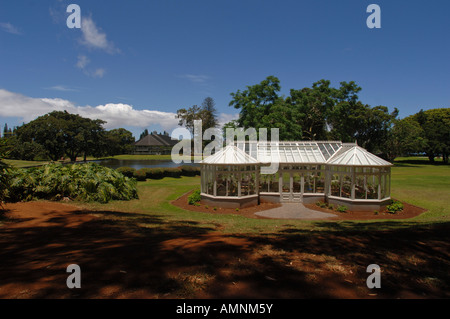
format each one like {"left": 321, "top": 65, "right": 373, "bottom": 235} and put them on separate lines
{"left": 2, "top": 159, "right": 50, "bottom": 168}
{"left": 391, "top": 158, "right": 450, "bottom": 222}
{"left": 74, "top": 158, "right": 449, "bottom": 234}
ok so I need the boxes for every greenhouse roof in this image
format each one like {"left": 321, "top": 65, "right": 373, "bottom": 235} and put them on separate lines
{"left": 200, "top": 145, "right": 260, "bottom": 165}
{"left": 235, "top": 141, "right": 342, "bottom": 164}
{"left": 202, "top": 142, "right": 391, "bottom": 167}
{"left": 326, "top": 145, "right": 392, "bottom": 166}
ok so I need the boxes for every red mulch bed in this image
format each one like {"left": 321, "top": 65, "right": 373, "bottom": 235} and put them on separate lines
{"left": 171, "top": 191, "right": 283, "bottom": 219}
{"left": 173, "top": 191, "right": 427, "bottom": 220}
{"left": 305, "top": 200, "right": 427, "bottom": 220}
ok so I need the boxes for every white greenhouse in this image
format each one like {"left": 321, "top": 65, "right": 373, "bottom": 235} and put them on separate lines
{"left": 200, "top": 141, "right": 392, "bottom": 210}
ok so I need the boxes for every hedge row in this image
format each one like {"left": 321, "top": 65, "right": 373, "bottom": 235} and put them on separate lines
{"left": 116, "top": 165, "right": 200, "bottom": 181}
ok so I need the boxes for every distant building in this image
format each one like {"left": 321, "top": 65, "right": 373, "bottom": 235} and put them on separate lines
{"left": 134, "top": 132, "right": 178, "bottom": 155}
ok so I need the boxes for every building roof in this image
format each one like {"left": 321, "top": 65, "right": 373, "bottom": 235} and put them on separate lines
{"left": 201, "top": 145, "right": 260, "bottom": 165}
{"left": 134, "top": 133, "right": 178, "bottom": 147}
{"left": 327, "top": 145, "right": 392, "bottom": 166}
{"left": 201, "top": 141, "right": 392, "bottom": 167}
{"left": 235, "top": 141, "right": 342, "bottom": 164}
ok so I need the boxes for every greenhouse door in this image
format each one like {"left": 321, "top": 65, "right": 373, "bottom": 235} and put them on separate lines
{"left": 280, "top": 172, "right": 303, "bottom": 203}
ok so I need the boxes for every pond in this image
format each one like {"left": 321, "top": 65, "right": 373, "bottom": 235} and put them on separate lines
{"left": 91, "top": 159, "right": 200, "bottom": 170}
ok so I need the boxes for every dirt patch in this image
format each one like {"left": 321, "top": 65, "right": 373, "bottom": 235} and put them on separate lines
{"left": 172, "top": 191, "right": 427, "bottom": 220}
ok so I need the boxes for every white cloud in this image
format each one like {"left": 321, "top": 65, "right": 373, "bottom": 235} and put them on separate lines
{"left": 218, "top": 113, "right": 239, "bottom": 128}
{"left": 45, "top": 85, "right": 79, "bottom": 92}
{"left": 76, "top": 55, "right": 90, "bottom": 69}
{"left": 80, "top": 16, "right": 118, "bottom": 54}
{"left": 178, "top": 74, "right": 210, "bottom": 84}
{"left": 92, "top": 68, "right": 106, "bottom": 78}
{"left": 76, "top": 55, "right": 106, "bottom": 78}
{"left": 0, "top": 90, "right": 240, "bottom": 136}
{"left": 0, "top": 22, "right": 21, "bottom": 35}
{"left": 0, "top": 89, "right": 179, "bottom": 131}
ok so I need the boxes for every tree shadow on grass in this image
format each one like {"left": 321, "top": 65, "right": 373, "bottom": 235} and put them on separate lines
{"left": 0, "top": 208, "right": 217, "bottom": 298}
{"left": 0, "top": 205, "right": 449, "bottom": 299}
{"left": 233, "top": 221, "right": 450, "bottom": 298}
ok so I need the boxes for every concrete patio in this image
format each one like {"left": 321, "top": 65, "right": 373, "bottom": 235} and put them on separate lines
{"left": 255, "top": 203, "right": 337, "bottom": 220}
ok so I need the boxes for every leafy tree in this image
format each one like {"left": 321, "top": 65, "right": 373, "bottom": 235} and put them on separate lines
{"left": 415, "top": 108, "right": 450, "bottom": 163}
{"left": 15, "top": 111, "right": 106, "bottom": 162}
{"left": 201, "top": 97, "right": 219, "bottom": 129}
{"left": 385, "top": 116, "right": 426, "bottom": 160}
{"left": 6, "top": 136, "right": 48, "bottom": 161}
{"left": 286, "top": 79, "right": 335, "bottom": 140}
{"left": 229, "top": 75, "right": 281, "bottom": 131}
{"left": 176, "top": 105, "right": 204, "bottom": 136}
{"left": 104, "top": 128, "right": 135, "bottom": 156}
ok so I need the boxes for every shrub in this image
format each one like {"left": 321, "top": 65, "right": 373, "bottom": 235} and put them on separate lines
{"left": 0, "top": 161, "right": 10, "bottom": 208}
{"left": 180, "top": 165, "right": 200, "bottom": 176}
{"left": 116, "top": 166, "right": 136, "bottom": 178}
{"left": 133, "top": 169, "right": 147, "bottom": 181}
{"left": 316, "top": 201, "right": 327, "bottom": 208}
{"left": 387, "top": 200, "right": 404, "bottom": 214}
{"left": 187, "top": 190, "right": 201, "bottom": 205}
{"left": 336, "top": 205, "right": 348, "bottom": 213}
{"left": 6, "top": 163, "right": 138, "bottom": 203}
{"left": 165, "top": 167, "right": 182, "bottom": 178}
{"left": 144, "top": 168, "right": 164, "bottom": 179}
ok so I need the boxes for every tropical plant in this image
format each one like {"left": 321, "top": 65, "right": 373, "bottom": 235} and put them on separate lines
{"left": 386, "top": 200, "right": 404, "bottom": 214}
{"left": 0, "top": 139, "right": 12, "bottom": 208}
{"left": 187, "top": 190, "right": 201, "bottom": 205}
{"left": 336, "top": 205, "right": 348, "bottom": 213}
{"left": 6, "top": 163, "right": 138, "bottom": 203}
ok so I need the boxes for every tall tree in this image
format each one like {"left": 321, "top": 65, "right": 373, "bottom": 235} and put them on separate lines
{"left": 286, "top": 79, "right": 335, "bottom": 140}
{"left": 201, "top": 97, "right": 219, "bottom": 129}
{"left": 15, "top": 111, "right": 106, "bottom": 162}
{"left": 104, "top": 128, "right": 135, "bottom": 156}
{"left": 415, "top": 108, "right": 450, "bottom": 163}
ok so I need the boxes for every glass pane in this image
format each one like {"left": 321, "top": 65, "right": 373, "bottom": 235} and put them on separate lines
{"left": 341, "top": 175, "right": 352, "bottom": 198}
{"left": 315, "top": 171, "right": 325, "bottom": 194}
{"left": 293, "top": 173, "right": 301, "bottom": 193}
{"left": 228, "top": 174, "right": 238, "bottom": 196}
{"left": 331, "top": 174, "right": 340, "bottom": 197}
{"left": 269, "top": 173, "right": 279, "bottom": 192}
{"left": 304, "top": 172, "right": 314, "bottom": 193}
{"left": 282, "top": 172, "right": 290, "bottom": 193}
{"left": 366, "top": 175, "right": 379, "bottom": 199}
{"left": 355, "top": 175, "right": 366, "bottom": 199}
{"left": 249, "top": 173, "right": 256, "bottom": 195}
{"left": 260, "top": 174, "right": 270, "bottom": 193}
{"left": 217, "top": 173, "right": 227, "bottom": 196}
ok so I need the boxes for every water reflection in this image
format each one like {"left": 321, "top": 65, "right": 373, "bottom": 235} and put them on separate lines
{"left": 92, "top": 159, "right": 199, "bottom": 170}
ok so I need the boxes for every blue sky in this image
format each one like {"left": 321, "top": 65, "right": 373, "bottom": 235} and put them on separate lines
{"left": 0, "top": 0, "right": 449, "bottom": 138}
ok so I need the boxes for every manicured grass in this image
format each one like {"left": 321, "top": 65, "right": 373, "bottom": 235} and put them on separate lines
{"left": 75, "top": 157, "right": 450, "bottom": 234}
{"left": 2, "top": 159, "right": 50, "bottom": 168}
{"left": 391, "top": 159, "right": 450, "bottom": 222}
{"left": 10, "top": 154, "right": 448, "bottom": 233}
